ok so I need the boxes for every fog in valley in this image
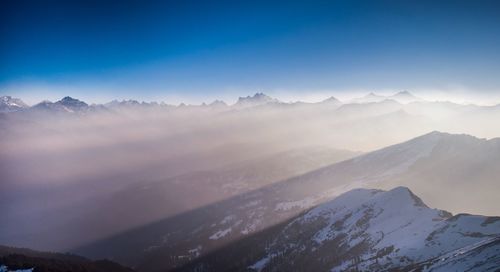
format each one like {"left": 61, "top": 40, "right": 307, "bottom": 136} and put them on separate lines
{"left": 1, "top": 92, "right": 499, "bottom": 259}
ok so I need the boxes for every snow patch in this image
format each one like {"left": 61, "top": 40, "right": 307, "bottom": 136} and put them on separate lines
{"left": 209, "top": 228, "right": 232, "bottom": 240}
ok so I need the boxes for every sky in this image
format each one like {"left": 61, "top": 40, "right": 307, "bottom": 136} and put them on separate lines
{"left": 1, "top": 0, "right": 500, "bottom": 104}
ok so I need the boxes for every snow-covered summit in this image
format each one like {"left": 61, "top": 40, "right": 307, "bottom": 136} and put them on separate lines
{"left": 251, "top": 186, "right": 499, "bottom": 271}
{"left": 0, "top": 96, "right": 28, "bottom": 112}
{"left": 105, "top": 99, "right": 141, "bottom": 107}
{"left": 234, "top": 92, "right": 280, "bottom": 108}
{"left": 34, "top": 96, "right": 89, "bottom": 113}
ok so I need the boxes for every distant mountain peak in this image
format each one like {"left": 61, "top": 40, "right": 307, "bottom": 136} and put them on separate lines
{"left": 365, "top": 92, "right": 383, "bottom": 97}
{"left": 61, "top": 96, "right": 77, "bottom": 101}
{"left": 0, "top": 95, "right": 28, "bottom": 108}
{"left": 57, "top": 96, "right": 88, "bottom": 108}
{"left": 0, "top": 95, "right": 29, "bottom": 112}
{"left": 349, "top": 92, "right": 386, "bottom": 104}
{"left": 321, "top": 96, "right": 342, "bottom": 104}
{"left": 105, "top": 99, "right": 143, "bottom": 108}
{"left": 425, "top": 130, "right": 449, "bottom": 137}
{"left": 389, "top": 91, "right": 423, "bottom": 103}
{"left": 30, "top": 96, "right": 89, "bottom": 113}
{"left": 209, "top": 100, "right": 227, "bottom": 107}
{"left": 59, "top": 96, "right": 87, "bottom": 105}
{"left": 395, "top": 90, "right": 412, "bottom": 95}
{"left": 350, "top": 91, "right": 423, "bottom": 104}
{"left": 235, "top": 92, "right": 279, "bottom": 107}
{"left": 238, "top": 92, "right": 273, "bottom": 101}
{"left": 418, "top": 130, "right": 482, "bottom": 142}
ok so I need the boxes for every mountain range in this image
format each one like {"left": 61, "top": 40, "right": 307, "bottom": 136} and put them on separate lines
{"left": 0, "top": 96, "right": 28, "bottom": 113}
{"left": 69, "top": 131, "right": 500, "bottom": 272}
{"left": 1, "top": 91, "right": 499, "bottom": 271}
{"left": 0, "top": 91, "right": 476, "bottom": 114}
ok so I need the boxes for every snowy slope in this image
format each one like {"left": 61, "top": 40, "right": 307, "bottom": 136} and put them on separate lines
{"left": 73, "top": 132, "right": 500, "bottom": 272}
{"left": 267, "top": 131, "right": 500, "bottom": 215}
{"left": 31, "top": 96, "right": 89, "bottom": 113}
{"left": 405, "top": 236, "right": 500, "bottom": 272}
{"left": 250, "top": 187, "right": 500, "bottom": 272}
{"left": 428, "top": 238, "right": 500, "bottom": 271}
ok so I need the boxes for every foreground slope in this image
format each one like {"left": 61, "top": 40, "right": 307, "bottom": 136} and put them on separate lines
{"left": 176, "top": 187, "right": 499, "bottom": 272}
{"left": 247, "top": 187, "right": 499, "bottom": 271}
{"left": 402, "top": 236, "right": 500, "bottom": 272}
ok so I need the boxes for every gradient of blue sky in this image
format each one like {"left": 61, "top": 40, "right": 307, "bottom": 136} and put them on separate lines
{"left": 1, "top": 0, "right": 500, "bottom": 104}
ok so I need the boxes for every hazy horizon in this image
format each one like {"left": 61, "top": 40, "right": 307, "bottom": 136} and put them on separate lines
{"left": 1, "top": 1, "right": 499, "bottom": 271}
{"left": 3, "top": 89, "right": 500, "bottom": 107}
{"left": 2, "top": 0, "right": 500, "bottom": 106}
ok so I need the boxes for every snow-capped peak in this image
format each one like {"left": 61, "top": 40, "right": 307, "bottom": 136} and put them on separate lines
{"left": 234, "top": 92, "right": 280, "bottom": 108}
{"left": 30, "top": 97, "right": 89, "bottom": 113}
{"left": 252, "top": 187, "right": 499, "bottom": 272}
{"left": 0, "top": 96, "right": 29, "bottom": 112}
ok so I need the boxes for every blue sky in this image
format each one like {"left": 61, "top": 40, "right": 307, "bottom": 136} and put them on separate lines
{"left": 1, "top": 0, "right": 500, "bottom": 104}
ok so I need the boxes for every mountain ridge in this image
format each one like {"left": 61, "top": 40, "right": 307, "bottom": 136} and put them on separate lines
{"left": 2, "top": 91, "right": 492, "bottom": 114}
{"left": 170, "top": 186, "right": 499, "bottom": 272}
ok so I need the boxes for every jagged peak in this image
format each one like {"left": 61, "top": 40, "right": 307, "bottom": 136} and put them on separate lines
{"left": 234, "top": 92, "right": 279, "bottom": 107}
{"left": 57, "top": 96, "right": 88, "bottom": 107}
{"left": 61, "top": 96, "right": 76, "bottom": 101}
{"left": 0, "top": 95, "right": 29, "bottom": 107}
{"left": 237, "top": 92, "right": 273, "bottom": 101}
{"left": 209, "top": 99, "right": 227, "bottom": 106}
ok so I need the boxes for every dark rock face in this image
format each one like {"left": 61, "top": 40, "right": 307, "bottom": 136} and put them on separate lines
{"left": 57, "top": 96, "right": 89, "bottom": 110}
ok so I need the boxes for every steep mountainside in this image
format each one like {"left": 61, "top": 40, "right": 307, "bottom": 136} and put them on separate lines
{"left": 264, "top": 131, "right": 500, "bottom": 215}
{"left": 176, "top": 187, "right": 500, "bottom": 272}
{"left": 74, "top": 132, "right": 500, "bottom": 271}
